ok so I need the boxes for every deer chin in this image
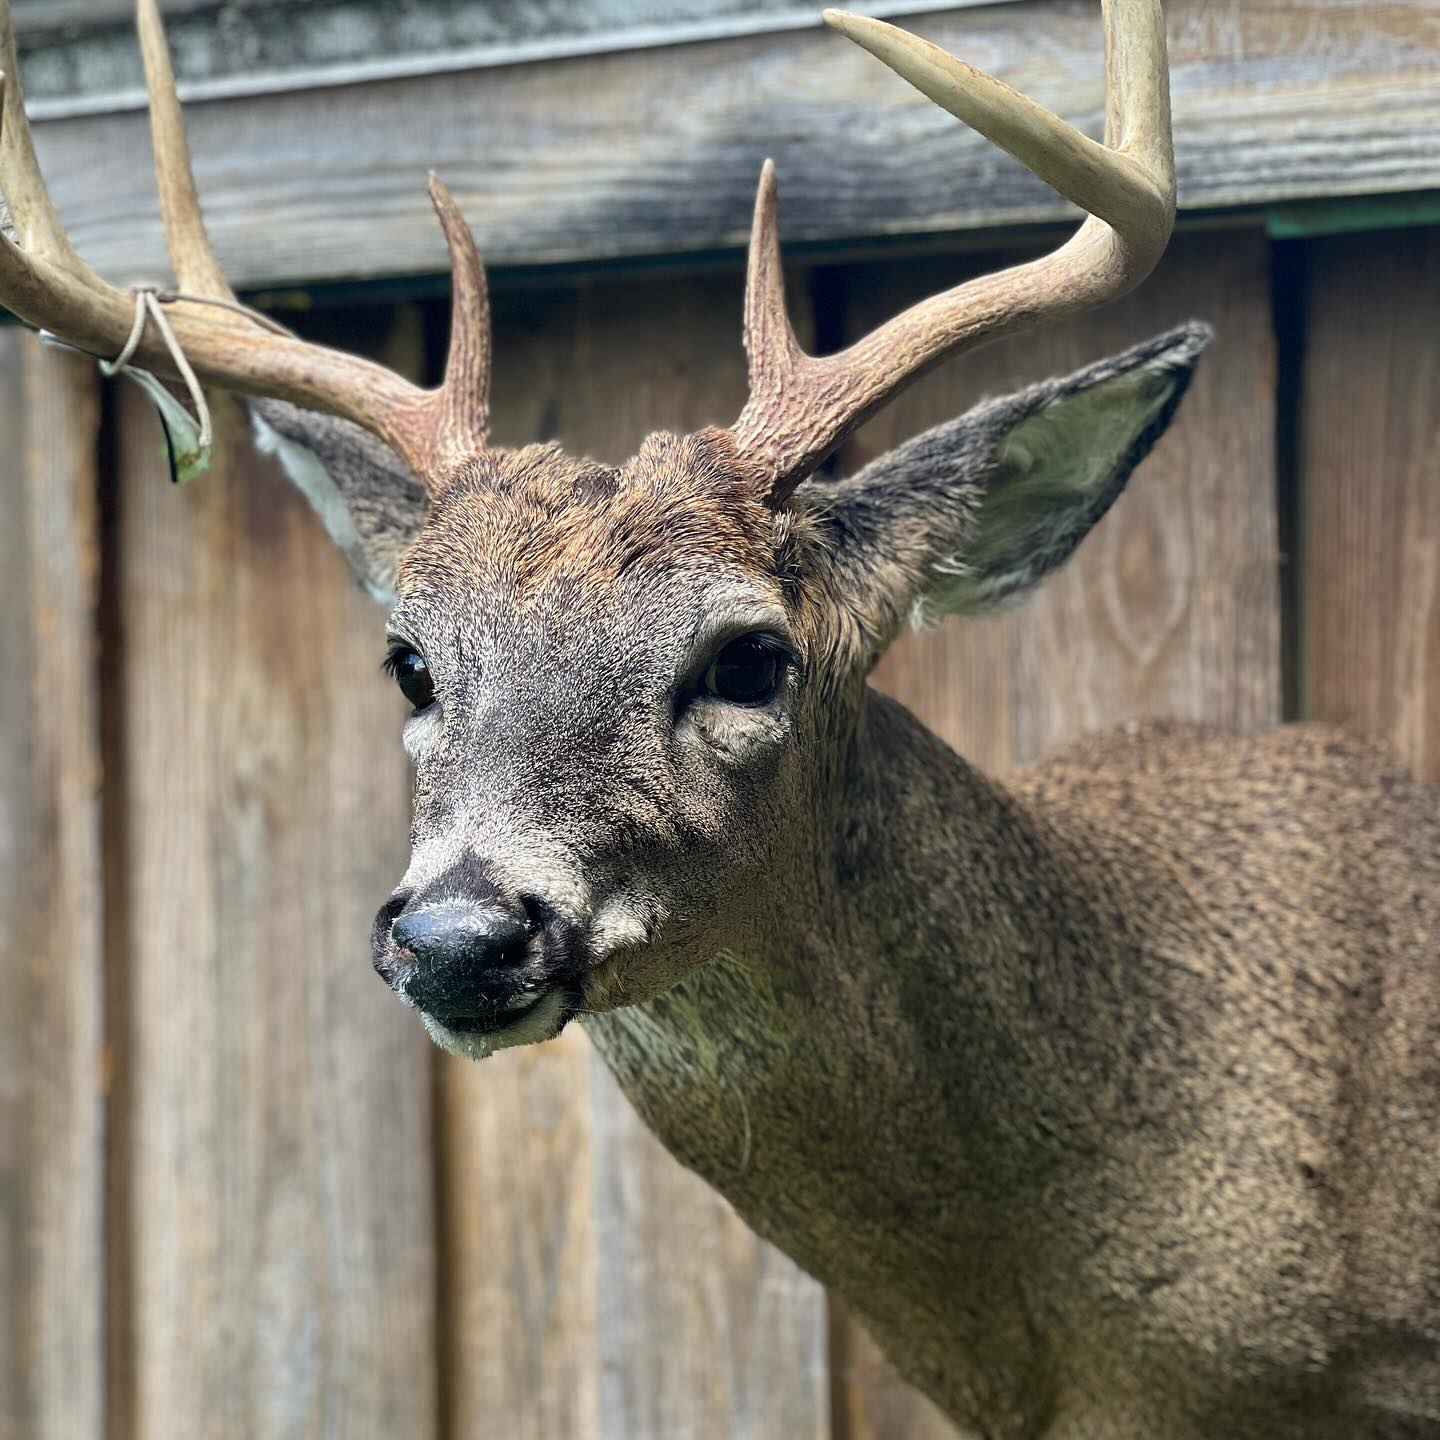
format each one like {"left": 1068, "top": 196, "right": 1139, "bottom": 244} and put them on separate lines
{"left": 420, "top": 989, "right": 575, "bottom": 1062}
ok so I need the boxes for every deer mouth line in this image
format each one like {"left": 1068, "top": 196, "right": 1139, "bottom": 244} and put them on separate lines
{"left": 426, "top": 986, "right": 578, "bottom": 1040}
{"left": 429, "top": 995, "right": 546, "bottom": 1035}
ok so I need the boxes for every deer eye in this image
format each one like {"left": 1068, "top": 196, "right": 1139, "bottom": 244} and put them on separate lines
{"left": 383, "top": 646, "right": 435, "bottom": 711}
{"left": 703, "top": 634, "right": 786, "bottom": 707}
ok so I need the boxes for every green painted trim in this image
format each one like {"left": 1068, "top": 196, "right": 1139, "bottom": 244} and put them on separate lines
{"left": 1266, "top": 193, "right": 1440, "bottom": 240}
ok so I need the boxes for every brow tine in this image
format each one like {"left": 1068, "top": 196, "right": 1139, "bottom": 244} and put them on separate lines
{"left": 742, "top": 159, "right": 803, "bottom": 391}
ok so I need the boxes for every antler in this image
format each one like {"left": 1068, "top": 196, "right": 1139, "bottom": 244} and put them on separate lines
{"left": 734, "top": 0, "right": 1175, "bottom": 497}
{"left": 0, "top": 0, "right": 490, "bottom": 483}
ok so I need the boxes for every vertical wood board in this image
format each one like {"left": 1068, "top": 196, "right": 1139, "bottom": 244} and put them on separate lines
{"left": 1299, "top": 227, "right": 1440, "bottom": 780}
{"left": 112, "top": 319, "right": 437, "bottom": 1439}
{"left": 837, "top": 230, "right": 1282, "bottom": 1436}
{"left": 0, "top": 335, "right": 105, "bottom": 1440}
{"left": 438, "top": 1022, "right": 600, "bottom": 1440}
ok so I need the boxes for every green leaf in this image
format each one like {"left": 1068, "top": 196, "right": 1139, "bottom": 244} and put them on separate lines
{"left": 121, "top": 367, "right": 213, "bottom": 484}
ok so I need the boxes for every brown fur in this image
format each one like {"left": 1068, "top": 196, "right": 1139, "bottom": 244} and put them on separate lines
{"left": 255, "top": 325, "right": 1440, "bottom": 1437}
{"left": 402, "top": 430, "right": 785, "bottom": 603}
{"left": 594, "top": 711, "right": 1440, "bottom": 1439}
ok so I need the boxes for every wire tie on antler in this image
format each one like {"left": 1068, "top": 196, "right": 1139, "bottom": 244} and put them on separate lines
{"left": 100, "top": 284, "right": 212, "bottom": 450}
{"left": 95, "top": 288, "right": 293, "bottom": 456}
{"left": 156, "top": 290, "right": 296, "bottom": 338}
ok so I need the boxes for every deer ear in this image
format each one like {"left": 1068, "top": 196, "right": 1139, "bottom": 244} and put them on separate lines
{"left": 249, "top": 399, "right": 428, "bottom": 604}
{"left": 921, "top": 322, "right": 1210, "bottom": 616}
{"left": 813, "top": 323, "right": 1209, "bottom": 645}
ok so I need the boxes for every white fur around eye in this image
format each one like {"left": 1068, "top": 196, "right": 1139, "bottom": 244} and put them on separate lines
{"left": 402, "top": 704, "right": 441, "bottom": 764}
{"left": 685, "top": 696, "right": 791, "bottom": 766}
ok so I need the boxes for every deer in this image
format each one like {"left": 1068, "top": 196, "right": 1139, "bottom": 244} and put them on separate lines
{"left": 6, "top": 1, "right": 1440, "bottom": 1435}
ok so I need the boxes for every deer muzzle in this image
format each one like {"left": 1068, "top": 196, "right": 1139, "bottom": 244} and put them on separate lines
{"left": 371, "top": 869, "right": 585, "bottom": 1055}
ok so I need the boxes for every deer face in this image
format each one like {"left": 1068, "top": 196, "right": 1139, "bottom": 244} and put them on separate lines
{"left": 366, "top": 429, "right": 834, "bottom": 1057}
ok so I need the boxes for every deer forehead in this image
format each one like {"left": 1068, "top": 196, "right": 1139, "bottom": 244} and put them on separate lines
{"left": 396, "top": 430, "right": 800, "bottom": 614}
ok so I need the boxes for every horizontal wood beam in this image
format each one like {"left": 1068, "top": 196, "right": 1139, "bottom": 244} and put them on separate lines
{"left": 12, "top": 0, "right": 1440, "bottom": 291}
{"left": 16, "top": 0, "right": 1014, "bottom": 111}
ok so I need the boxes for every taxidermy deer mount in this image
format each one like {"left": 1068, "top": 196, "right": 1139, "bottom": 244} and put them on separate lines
{"left": 7, "top": 2, "right": 1440, "bottom": 1436}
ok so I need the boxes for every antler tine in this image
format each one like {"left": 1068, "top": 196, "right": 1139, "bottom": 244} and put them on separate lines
{"left": 742, "top": 160, "right": 804, "bottom": 396}
{"left": 135, "top": 0, "right": 234, "bottom": 300}
{"left": 733, "top": 0, "right": 1175, "bottom": 497}
{"left": 826, "top": 7, "right": 1170, "bottom": 248}
{"left": 427, "top": 172, "right": 492, "bottom": 465}
{"left": 0, "top": 0, "right": 100, "bottom": 276}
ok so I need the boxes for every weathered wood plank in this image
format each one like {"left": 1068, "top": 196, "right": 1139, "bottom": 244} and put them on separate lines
{"left": 9, "top": 0, "right": 1439, "bottom": 290}
{"left": 438, "top": 1019, "right": 599, "bottom": 1437}
{"left": 1300, "top": 227, "right": 1440, "bottom": 780}
{"left": 844, "top": 229, "right": 1282, "bottom": 1434}
{"left": 440, "top": 269, "right": 830, "bottom": 1440}
{"left": 15, "top": 0, "right": 1013, "bottom": 107}
{"left": 587, "top": 1074, "right": 829, "bottom": 1440}
{"left": 0, "top": 335, "right": 105, "bottom": 1440}
{"left": 112, "top": 314, "right": 438, "bottom": 1439}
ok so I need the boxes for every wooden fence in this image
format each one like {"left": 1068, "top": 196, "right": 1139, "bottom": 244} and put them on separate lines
{"left": 2, "top": 219, "right": 1437, "bottom": 1440}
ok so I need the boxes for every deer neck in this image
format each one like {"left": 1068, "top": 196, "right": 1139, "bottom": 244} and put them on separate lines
{"left": 584, "top": 689, "right": 1120, "bottom": 1242}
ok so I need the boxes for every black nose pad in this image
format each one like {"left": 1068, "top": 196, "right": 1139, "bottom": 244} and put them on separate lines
{"left": 391, "top": 902, "right": 529, "bottom": 967}
{"left": 388, "top": 899, "right": 532, "bottom": 1015}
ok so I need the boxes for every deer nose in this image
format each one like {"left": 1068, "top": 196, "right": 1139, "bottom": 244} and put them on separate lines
{"left": 391, "top": 902, "right": 530, "bottom": 967}
{"left": 388, "top": 900, "right": 532, "bottom": 1015}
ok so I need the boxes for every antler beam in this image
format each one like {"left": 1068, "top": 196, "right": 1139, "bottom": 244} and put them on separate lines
{"left": 0, "top": 0, "right": 492, "bottom": 484}
{"left": 733, "top": 0, "right": 1175, "bottom": 498}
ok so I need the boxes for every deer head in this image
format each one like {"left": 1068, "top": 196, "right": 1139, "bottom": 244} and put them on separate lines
{"left": 0, "top": 0, "right": 1203, "bottom": 1059}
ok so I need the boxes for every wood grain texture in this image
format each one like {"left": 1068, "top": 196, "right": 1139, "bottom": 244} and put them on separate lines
{"left": 0, "top": 335, "right": 105, "bottom": 1440}
{"left": 842, "top": 229, "right": 1282, "bottom": 1435}
{"left": 13, "top": 0, "right": 1019, "bottom": 104}
{"left": 438, "top": 1024, "right": 599, "bottom": 1439}
{"left": 1299, "top": 227, "right": 1440, "bottom": 780}
{"left": 111, "top": 314, "right": 438, "bottom": 1440}
{"left": 439, "top": 268, "right": 830, "bottom": 1440}
{"left": 11, "top": 0, "right": 1439, "bottom": 290}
